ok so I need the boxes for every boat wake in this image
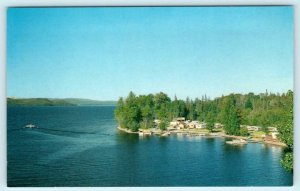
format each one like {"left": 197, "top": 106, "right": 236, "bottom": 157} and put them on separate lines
{"left": 37, "top": 127, "right": 97, "bottom": 135}
{"left": 14, "top": 126, "right": 115, "bottom": 138}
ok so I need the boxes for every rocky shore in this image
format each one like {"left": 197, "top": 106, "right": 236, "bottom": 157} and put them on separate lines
{"left": 117, "top": 126, "right": 286, "bottom": 147}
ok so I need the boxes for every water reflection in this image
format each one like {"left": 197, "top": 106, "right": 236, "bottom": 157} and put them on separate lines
{"left": 116, "top": 131, "right": 139, "bottom": 144}
{"left": 259, "top": 143, "right": 282, "bottom": 156}
{"left": 175, "top": 133, "right": 185, "bottom": 141}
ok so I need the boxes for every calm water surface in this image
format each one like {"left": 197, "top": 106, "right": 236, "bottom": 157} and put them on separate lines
{"left": 7, "top": 106, "right": 292, "bottom": 186}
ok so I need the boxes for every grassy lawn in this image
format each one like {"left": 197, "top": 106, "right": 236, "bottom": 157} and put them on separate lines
{"left": 212, "top": 128, "right": 223, "bottom": 133}
{"left": 251, "top": 131, "right": 266, "bottom": 138}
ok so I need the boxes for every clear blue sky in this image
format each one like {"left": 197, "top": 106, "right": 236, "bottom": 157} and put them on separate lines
{"left": 7, "top": 6, "right": 294, "bottom": 100}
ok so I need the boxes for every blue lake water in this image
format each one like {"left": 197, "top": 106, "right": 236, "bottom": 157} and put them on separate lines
{"left": 7, "top": 106, "right": 293, "bottom": 186}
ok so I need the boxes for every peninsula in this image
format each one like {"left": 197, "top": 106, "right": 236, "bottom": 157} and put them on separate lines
{"left": 115, "top": 91, "right": 293, "bottom": 171}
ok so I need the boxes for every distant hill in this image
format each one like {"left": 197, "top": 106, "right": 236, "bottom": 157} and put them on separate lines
{"left": 7, "top": 98, "right": 75, "bottom": 106}
{"left": 7, "top": 98, "right": 117, "bottom": 106}
{"left": 59, "top": 98, "right": 117, "bottom": 106}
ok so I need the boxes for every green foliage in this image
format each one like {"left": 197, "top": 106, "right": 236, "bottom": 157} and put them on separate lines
{"left": 278, "top": 106, "right": 293, "bottom": 148}
{"left": 239, "top": 127, "right": 249, "bottom": 137}
{"left": 186, "top": 97, "right": 196, "bottom": 120}
{"left": 245, "top": 97, "right": 253, "bottom": 109}
{"left": 205, "top": 112, "right": 215, "bottom": 132}
{"left": 280, "top": 152, "right": 293, "bottom": 172}
{"left": 277, "top": 91, "right": 293, "bottom": 171}
{"left": 159, "top": 120, "right": 168, "bottom": 131}
{"left": 140, "top": 119, "right": 154, "bottom": 129}
{"left": 115, "top": 90, "right": 293, "bottom": 138}
{"left": 153, "top": 92, "right": 171, "bottom": 120}
{"left": 221, "top": 95, "right": 241, "bottom": 135}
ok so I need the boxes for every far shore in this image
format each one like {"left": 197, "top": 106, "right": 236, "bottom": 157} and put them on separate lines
{"left": 117, "top": 126, "right": 286, "bottom": 147}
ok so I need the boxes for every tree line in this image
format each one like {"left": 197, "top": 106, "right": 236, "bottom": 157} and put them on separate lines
{"left": 115, "top": 90, "right": 292, "bottom": 132}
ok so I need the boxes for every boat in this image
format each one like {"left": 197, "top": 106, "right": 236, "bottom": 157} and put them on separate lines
{"left": 24, "top": 124, "right": 37, "bottom": 129}
{"left": 226, "top": 139, "right": 248, "bottom": 145}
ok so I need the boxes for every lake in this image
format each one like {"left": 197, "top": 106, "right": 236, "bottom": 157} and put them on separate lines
{"left": 7, "top": 106, "right": 293, "bottom": 186}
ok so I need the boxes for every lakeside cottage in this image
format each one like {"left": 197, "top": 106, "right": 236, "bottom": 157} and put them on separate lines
{"left": 170, "top": 121, "right": 178, "bottom": 127}
{"left": 246, "top": 126, "right": 262, "bottom": 131}
{"left": 153, "top": 119, "right": 279, "bottom": 140}
{"left": 186, "top": 121, "right": 198, "bottom": 128}
{"left": 175, "top": 117, "right": 185, "bottom": 122}
{"left": 178, "top": 123, "right": 185, "bottom": 129}
{"left": 173, "top": 117, "right": 186, "bottom": 129}
{"left": 167, "top": 118, "right": 208, "bottom": 129}
{"left": 267, "top": 127, "right": 278, "bottom": 132}
{"left": 163, "top": 118, "right": 225, "bottom": 130}
{"left": 245, "top": 125, "right": 279, "bottom": 133}
{"left": 128, "top": 118, "right": 286, "bottom": 147}
{"left": 214, "top": 123, "right": 223, "bottom": 128}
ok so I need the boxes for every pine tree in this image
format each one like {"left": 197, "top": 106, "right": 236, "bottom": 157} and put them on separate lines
{"left": 222, "top": 95, "right": 241, "bottom": 135}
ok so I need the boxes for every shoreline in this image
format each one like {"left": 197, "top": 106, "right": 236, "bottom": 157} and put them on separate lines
{"left": 117, "top": 126, "right": 139, "bottom": 134}
{"left": 117, "top": 126, "right": 286, "bottom": 147}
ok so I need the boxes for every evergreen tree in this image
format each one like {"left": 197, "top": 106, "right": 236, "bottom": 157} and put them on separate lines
{"left": 222, "top": 95, "right": 241, "bottom": 135}
{"left": 278, "top": 91, "right": 293, "bottom": 172}
{"left": 206, "top": 112, "right": 215, "bottom": 132}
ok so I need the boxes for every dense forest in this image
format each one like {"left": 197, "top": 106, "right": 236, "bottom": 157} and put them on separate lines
{"left": 115, "top": 90, "right": 293, "bottom": 171}
{"left": 115, "top": 90, "right": 293, "bottom": 132}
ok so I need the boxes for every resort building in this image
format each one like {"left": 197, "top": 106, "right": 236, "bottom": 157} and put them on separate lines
{"left": 214, "top": 123, "right": 223, "bottom": 128}
{"left": 187, "top": 121, "right": 200, "bottom": 128}
{"left": 178, "top": 123, "right": 185, "bottom": 129}
{"left": 246, "top": 126, "right": 262, "bottom": 131}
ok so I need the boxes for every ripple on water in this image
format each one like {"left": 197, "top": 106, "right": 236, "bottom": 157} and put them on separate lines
{"left": 7, "top": 106, "right": 293, "bottom": 186}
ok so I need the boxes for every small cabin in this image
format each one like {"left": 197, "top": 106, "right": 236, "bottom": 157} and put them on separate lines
{"left": 246, "top": 126, "right": 261, "bottom": 132}
{"left": 268, "top": 127, "right": 278, "bottom": 132}
{"left": 187, "top": 121, "right": 200, "bottom": 129}
{"left": 214, "top": 123, "right": 223, "bottom": 128}
{"left": 170, "top": 121, "right": 178, "bottom": 127}
{"left": 178, "top": 123, "right": 185, "bottom": 129}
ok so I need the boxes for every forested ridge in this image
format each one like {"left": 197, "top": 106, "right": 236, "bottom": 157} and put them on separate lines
{"left": 7, "top": 98, "right": 117, "bottom": 106}
{"left": 7, "top": 98, "right": 75, "bottom": 106}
